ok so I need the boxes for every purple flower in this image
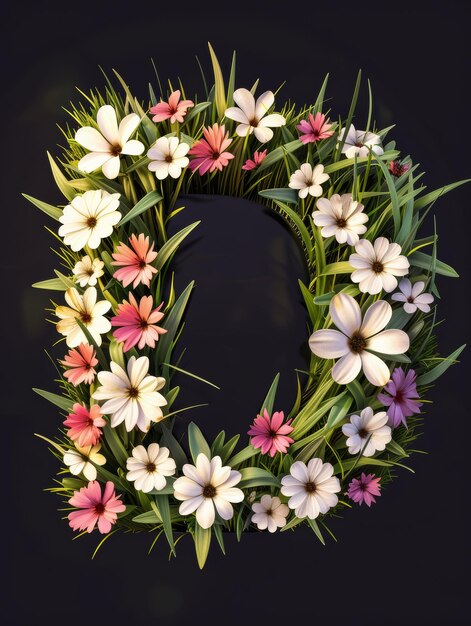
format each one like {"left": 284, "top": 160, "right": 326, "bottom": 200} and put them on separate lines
{"left": 378, "top": 367, "right": 422, "bottom": 428}
{"left": 347, "top": 473, "right": 381, "bottom": 507}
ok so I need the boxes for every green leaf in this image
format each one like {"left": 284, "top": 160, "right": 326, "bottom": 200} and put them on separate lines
{"left": 299, "top": 280, "right": 318, "bottom": 325}
{"left": 258, "top": 188, "right": 299, "bottom": 204}
{"left": 414, "top": 179, "right": 471, "bottom": 211}
{"left": 153, "top": 496, "right": 175, "bottom": 554}
{"left": 307, "top": 518, "right": 326, "bottom": 545}
{"left": 132, "top": 511, "right": 160, "bottom": 524}
{"left": 273, "top": 200, "right": 313, "bottom": 258}
{"left": 320, "top": 261, "right": 353, "bottom": 276}
{"left": 258, "top": 140, "right": 303, "bottom": 172}
{"left": 33, "top": 388, "right": 73, "bottom": 412}
{"left": 22, "top": 193, "right": 63, "bottom": 220}
{"left": 188, "top": 422, "right": 211, "bottom": 464}
{"left": 238, "top": 467, "right": 280, "bottom": 489}
{"left": 194, "top": 522, "right": 211, "bottom": 569}
{"left": 227, "top": 445, "right": 260, "bottom": 468}
{"left": 416, "top": 344, "right": 466, "bottom": 386}
{"left": 148, "top": 477, "right": 176, "bottom": 496}
{"left": 32, "top": 278, "right": 67, "bottom": 290}
{"left": 119, "top": 190, "right": 162, "bottom": 226}
{"left": 156, "top": 281, "right": 194, "bottom": 365}
{"left": 159, "top": 423, "right": 188, "bottom": 467}
{"left": 386, "top": 440, "right": 408, "bottom": 457}
{"left": 155, "top": 222, "right": 200, "bottom": 272}
{"left": 182, "top": 101, "right": 211, "bottom": 124}
{"left": 326, "top": 394, "right": 352, "bottom": 430}
{"left": 408, "top": 251, "right": 459, "bottom": 278}
{"left": 260, "top": 373, "right": 280, "bottom": 415}
{"left": 373, "top": 154, "right": 401, "bottom": 236}
{"left": 47, "top": 152, "right": 76, "bottom": 201}
{"left": 346, "top": 380, "right": 367, "bottom": 409}
{"left": 208, "top": 42, "right": 226, "bottom": 118}
{"left": 102, "top": 423, "right": 128, "bottom": 468}
{"left": 212, "top": 524, "right": 226, "bottom": 555}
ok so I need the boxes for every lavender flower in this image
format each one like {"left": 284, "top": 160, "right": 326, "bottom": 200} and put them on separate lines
{"left": 378, "top": 367, "right": 422, "bottom": 428}
{"left": 347, "top": 473, "right": 382, "bottom": 507}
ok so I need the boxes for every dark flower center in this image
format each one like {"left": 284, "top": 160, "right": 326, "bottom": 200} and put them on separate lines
{"left": 249, "top": 118, "right": 258, "bottom": 127}
{"left": 336, "top": 217, "right": 347, "bottom": 228}
{"left": 358, "top": 428, "right": 369, "bottom": 438}
{"left": 95, "top": 503, "right": 105, "bottom": 514}
{"left": 128, "top": 386, "right": 139, "bottom": 398}
{"left": 407, "top": 296, "right": 415, "bottom": 303}
{"left": 203, "top": 484, "right": 216, "bottom": 498}
{"left": 146, "top": 462, "right": 156, "bottom": 472}
{"left": 349, "top": 332, "right": 367, "bottom": 354}
{"left": 80, "top": 313, "right": 92, "bottom": 323}
{"left": 212, "top": 151, "right": 221, "bottom": 160}
{"left": 86, "top": 269, "right": 95, "bottom": 276}
{"left": 138, "top": 259, "right": 147, "bottom": 269}
{"left": 372, "top": 261, "right": 384, "bottom": 274}
{"left": 87, "top": 217, "right": 97, "bottom": 228}
{"left": 165, "top": 155, "right": 173, "bottom": 162}
{"left": 110, "top": 144, "right": 122, "bottom": 157}
{"left": 305, "top": 481, "right": 317, "bottom": 493}
{"left": 355, "top": 142, "right": 363, "bottom": 147}
{"left": 139, "top": 320, "right": 149, "bottom": 329}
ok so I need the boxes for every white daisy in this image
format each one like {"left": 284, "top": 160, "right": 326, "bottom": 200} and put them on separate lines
{"left": 147, "top": 136, "right": 190, "bottom": 180}
{"left": 55, "top": 287, "right": 111, "bottom": 348}
{"left": 309, "top": 292, "right": 410, "bottom": 386}
{"left": 63, "top": 443, "right": 106, "bottom": 481}
{"left": 251, "top": 494, "right": 289, "bottom": 533}
{"left": 349, "top": 237, "right": 410, "bottom": 294}
{"left": 224, "top": 88, "right": 286, "bottom": 143}
{"left": 75, "top": 104, "right": 145, "bottom": 179}
{"left": 280, "top": 458, "right": 340, "bottom": 520}
{"left": 58, "top": 189, "right": 121, "bottom": 252}
{"left": 92, "top": 356, "right": 167, "bottom": 432}
{"left": 313, "top": 193, "right": 369, "bottom": 245}
{"left": 289, "top": 163, "right": 330, "bottom": 199}
{"left": 72, "top": 255, "right": 105, "bottom": 287}
{"left": 173, "top": 453, "right": 244, "bottom": 529}
{"left": 338, "top": 124, "right": 384, "bottom": 159}
{"left": 342, "top": 407, "right": 392, "bottom": 457}
{"left": 126, "top": 443, "right": 176, "bottom": 493}
{"left": 391, "top": 278, "right": 434, "bottom": 314}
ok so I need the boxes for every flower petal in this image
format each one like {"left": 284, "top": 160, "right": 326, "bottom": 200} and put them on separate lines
{"left": 331, "top": 352, "right": 362, "bottom": 384}
{"left": 330, "top": 293, "right": 362, "bottom": 336}
{"left": 309, "top": 329, "right": 349, "bottom": 359}
{"left": 361, "top": 300, "right": 392, "bottom": 337}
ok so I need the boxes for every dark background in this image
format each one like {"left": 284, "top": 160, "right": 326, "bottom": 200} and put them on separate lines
{"left": 2, "top": 2, "right": 470, "bottom": 624}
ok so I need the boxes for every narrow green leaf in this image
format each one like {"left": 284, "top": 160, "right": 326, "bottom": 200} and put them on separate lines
{"left": 119, "top": 190, "right": 162, "bottom": 226}
{"left": 155, "top": 222, "right": 200, "bottom": 272}
{"left": 227, "top": 445, "right": 260, "bottom": 468}
{"left": 416, "top": 344, "right": 466, "bottom": 386}
{"left": 194, "top": 522, "right": 211, "bottom": 569}
{"left": 159, "top": 423, "right": 188, "bottom": 467}
{"left": 238, "top": 467, "right": 280, "bottom": 489}
{"left": 188, "top": 422, "right": 211, "bottom": 464}
{"left": 182, "top": 101, "right": 211, "bottom": 124}
{"left": 47, "top": 152, "right": 76, "bottom": 201}
{"left": 33, "top": 388, "right": 72, "bottom": 412}
{"left": 258, "top": 188, "right": 299, "bottom": 204}
{"left": 260, "top": 373, "right": 280, "bottom": 415}
{"left": 208, "top": 42, "right": 226, "bottom": 118}
{"left": 326, "top": 395, "right": 352, "bottom": 430}
{"left": 307, "top": 518, "right": 326, "bottom": 545}
{"left": 153, "top": 496, "right": 175, "bottom": 554}
{"left": 258, "top": 140, "right": 303, "bottom": 172}
{"left": 320, "top": 261, "right": 352, "bottom": 276}
{"left": 102, "top": 423, "right": 128, "bottom": 468}
{"left": 22, "top": 193, "right": 63, "bottom": 220}
{"left": 273, "top": 200, "right": 313, "bottom": 257}
{"left": 133, "top": 511, "right": 160, "bottom": 524}
{"left": 32, "top": 278, "right": 67, "bottom": 291}
{"left": 408, "top": 251, "right": 459, "bottom": 278}
{"left": 414, "top": 179, "right": 471, "bottom": 211}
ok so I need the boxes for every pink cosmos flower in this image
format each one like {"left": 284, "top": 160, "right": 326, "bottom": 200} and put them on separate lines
{"left": 242, "top": 149, "right": 267, "bottom": 171}
{"left": 61, "top": 343, "right": 98, "bottom": 386}
{"left": 64, "top": 403, "right": 106, "bottom": 448}
{"left": 378, "top": 367, "right": 422, "bottom": 428}
{"left": 247, "top": 409, "right": 294, "bottom": 457}
{"left": 389, "top": 160, "right": 411, "bottom": 177}
{"left": 347, "top": 473, "right": 382, "bottom": 507}
{"left": 296, "top": 112, "right": 334, "bottom": 145}
{"left": 68, "top": 481, "right": 126, "bottom": 534}
{"left": 150, "top": 90, "right": 194, "bottom": 124}
{"left": 112, "top": 233, "right": 158, "bottom": 289}
{"left": 111, "top": 293, "right": 167, "bottom": 352}
{"left": 188, "top": 124, "right": 234, "bottom": 175}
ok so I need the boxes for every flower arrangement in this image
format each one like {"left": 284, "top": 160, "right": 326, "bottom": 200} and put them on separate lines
{"left": 28, "top": 45, "right": 466, "bottom": 568}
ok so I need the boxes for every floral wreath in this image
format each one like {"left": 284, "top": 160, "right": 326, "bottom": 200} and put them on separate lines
{"left": 29, "top": 46, "right": 466, "bottom": 568}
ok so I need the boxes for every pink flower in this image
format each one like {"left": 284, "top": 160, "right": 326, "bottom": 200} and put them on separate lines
{"left": 388, "top": 160, "right": 411, "bottom": 177}
{"left": 111, "top": 293, "right": 167, "bottom": 352}
{"left": 68, "top": 481, "right": 126, "bottom": 534}
{"left": 64, "top": 403, "right": 106, "bottom": 447}
{"left": 378, "top": 367, "right": 422, "bottom": 428}
{"left": 296, "top": 112, "right": 334, "bottom": 145}
{"left": 247, "top": 409, "right": 294, "bottom": 457}
{"left": 347, "top": 473, "right": 382, "bottom": 507}
{"left": 112, "top": 233, "right": 158, "bottom": 289}
{"left": 150, "top": 90, "right": 194, "bottom": 124}
{"left": 61, "top": 343, "right": 98, "bottom": 386}
{"left": 188, "top": 124, "right": 234, "bottom": 175}
{"left": 242, "top": 149, "right": 267, "bottom": 171}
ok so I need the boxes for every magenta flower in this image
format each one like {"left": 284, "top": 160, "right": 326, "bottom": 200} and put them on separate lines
{"left": 61, "top": 343, "right": 98, "bottom": 386}
{"left": 112, "top": 233, "right": 158, "bottom": 289}
{"left": 378, "top": 367, "right": 422, "bottom": 428}
{"left": 388, "top": 160, "right": 411, "bottom": 177}
{"left": 247, "top": 409, "right": 294, "bottom": 457}
{"left": 111, "top": 293, "right": 167, "bottom": 352}
{"left": 347, "top": 473, "right": 381, "bottom": 507}
{"left": 150, "top": 90, "right": 194, "bottom": 124}
{"left": 68, "top": 481, "right": 126, "bottom": 534}
{"left": 188, "top": 124, "right": 234, "bottom": 175}
{"left": 296, "top": 112, "right": 334, "bottom": 145}
{"left": 242, "top": 149, "right": 267, "bottom": 171}
{"left": 64, "top": 403, "right": 106, "bottom": 448}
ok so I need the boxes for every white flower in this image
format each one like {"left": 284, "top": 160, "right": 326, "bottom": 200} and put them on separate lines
{"left": 281, "top": 458, "right": 340, "bottom": 520}
{"left": 342, "top": 407, "right": 392, "bottom": 457}
{"left": 75, "top": 104, "right": 145, "bottom": 179}
{"left": 147, "top": 136, "right": 190, "bottom": 180}
{"left": 309, "top": 293, "right": 410, "bottom": 386}
{"left": 391, "top": 278, "right": 434, "bottom": 314}
{"left": 126, "top": 443, "right": 176, "bottom": 493}
{"left": 349, "top": 237, "right": 410, "bottom": 294}
{"left": 251, "top": 495, "right": 289, "bottom": 533}
{"left": 55, "top": 287, "right": 111, "bottom": 348}
{"left": 92, "top": 356, "right": 167, "bottom": 432}
{"left": 58, "top": 190, "right": 121, "bottom": 252}
{"left": 313, "top": 193, "right": 368, "bottom": 245}
{"left": 63, "top": 443, "right": 106, "bottom": 481}
{"left": 338, "top": 124, "right": 384, "bottom": 159}
{"left": 224, "top": 88, "right": 286, "bottom": 143}
{"left": 173, "top": 453, "right": 244, "bottom": 529}
{"left": 73, "top": 255, "right": 105, "bottom": 287}
{"left": 289, "top": 163, "right": 330, "bottom": 199}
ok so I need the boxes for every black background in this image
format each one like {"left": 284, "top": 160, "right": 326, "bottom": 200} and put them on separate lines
{"left": 2, "top": 2, "right": 470, "bottom": 624}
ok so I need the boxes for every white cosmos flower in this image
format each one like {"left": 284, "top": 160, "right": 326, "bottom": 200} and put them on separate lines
{"left": 224, "top": 88, "right": 286, "bottom": 143}
{"left": 281, "top": 458, "right": 340, "bottom": 520}
{"left": 349, "top": 237, "right": 410, "bottom": 294}
{"left": 58, "top": 190, "right": 121, "bottom": 252}
{"left": 73, "top": 255, "right": 105, "bottom": 287}
{"left": 126, "top": 443, "right": 176, "bottom": 493}
{"left": 251, "top": 495, "right": 289, "bottom": 533}
{"left": 75, "top": 104, "right": 145, "bottom": 179}
{"left": 309, "top": 293, "right": 410, "bottom": 386}
{"left": 342, "top": 407, "right": 392, "bottom": 457}
{"left": 55, "top": 287, "right": 111, "bottom": 348}
{"left": 338, "top": 124, "right": 384, "bottom": 159}
{"left": 92, "top": 356, "right": 167, "bottom": 432}
{"left": 391, "top": 278, "right": 434, "bottom": 314}
{"left": 289, "top": 163, "right": 330, "bottom": 199}
{"left": 173, "top": 453, "right": 244, "bottom": 529}
{"left": 313, "top": 193, "right": 368, "bottom": 245}
{"left": 63, "top": 443, "right": 106, "bottom": 481}
{"left": 147, "top": 136, "right": 190, "bottom": 180}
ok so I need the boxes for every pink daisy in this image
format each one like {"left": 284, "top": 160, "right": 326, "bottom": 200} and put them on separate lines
{"left": 64, "top": 403, "right": 106, "bottom": 447}
{"left": 68, "top": 481, "right": 126, "bottom": 534}
{"left": 378, "top": 367, "right": 422, "bottom": 428}
{"left": 111, "top": 293, "right": 167, "bottom": 352}
{"left": 389, "top": 160, "right": 411, "bottom": 177}
{"left": 347, "top": 473, "right": 382, "bottom": 507}
{"left": 112, "top": 233, "right": 158, "bottom": 289}
{"left": 150, "top": 90, "right": 194, "bottom": 124}
{"left": 242, "top": 149, "right": 267, "bottom": 171}
{"left": 296, "top": 112, "right": 334, "bottom": 145}
{"left": 188, "top": 124, "right": 234, "bottom": 175}
{"left": 61, "top": 343, "right": 98, "bottom": 386}
{"left": 247, "top": 409, "right": 294, "bottom": 457}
